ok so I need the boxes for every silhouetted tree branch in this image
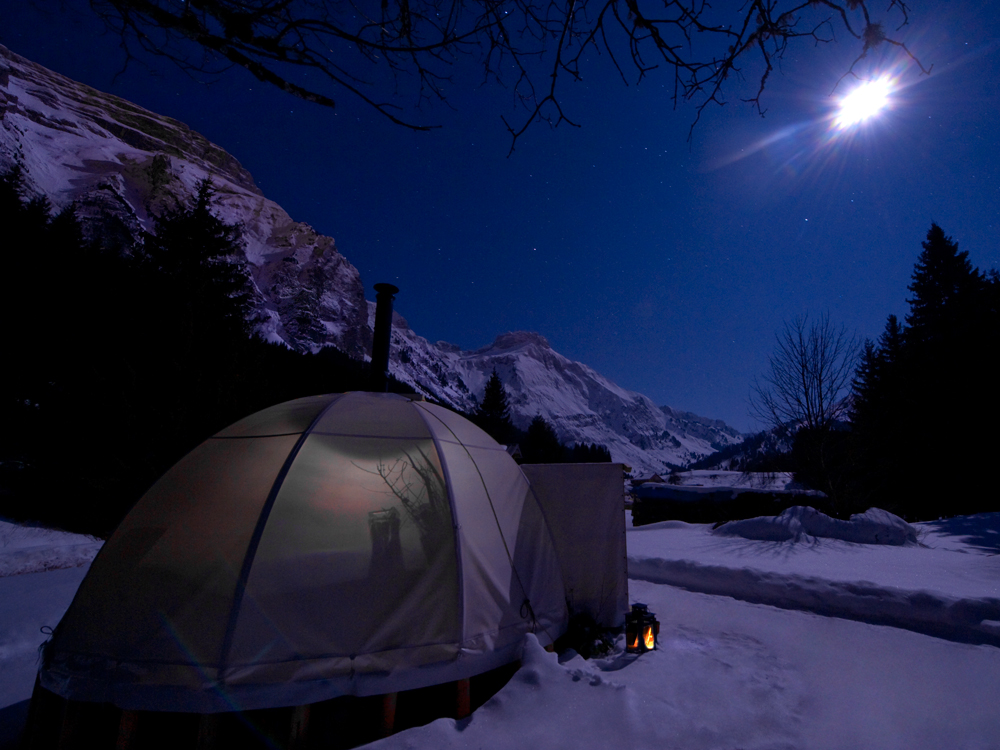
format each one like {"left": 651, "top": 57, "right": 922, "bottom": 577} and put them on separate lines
{"left": 750, "top": 313, "right": 858, "bottom": 434}
{"left": 79, "top": 0, "right": 929, "bottom": 150}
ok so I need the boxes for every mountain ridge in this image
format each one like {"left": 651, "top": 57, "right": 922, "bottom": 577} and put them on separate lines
{"left": 0, "top": 43, "right": 743, "bottom": 474}
{"left": 375, "top": 309, "right": 744, "bottom": 472}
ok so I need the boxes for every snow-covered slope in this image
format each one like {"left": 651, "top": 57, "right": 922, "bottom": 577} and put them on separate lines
{"left": 0, "top": 44, "right": 742, "bottom": 473}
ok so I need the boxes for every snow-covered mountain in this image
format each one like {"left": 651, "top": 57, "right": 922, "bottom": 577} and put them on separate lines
{"left": 0, "top": 44, "right": 742, "bottom": 474}
{"left": 377, "top": 318, "right": 743, "bottom": 472}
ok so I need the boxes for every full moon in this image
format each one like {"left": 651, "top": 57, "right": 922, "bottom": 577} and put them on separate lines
{"left": 835, "top": 77, "right": 893, "bottom": 129}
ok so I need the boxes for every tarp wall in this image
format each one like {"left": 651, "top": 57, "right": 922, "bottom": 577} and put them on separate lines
{"left": 521, "top": 463, "right": 629, "bottom": 628}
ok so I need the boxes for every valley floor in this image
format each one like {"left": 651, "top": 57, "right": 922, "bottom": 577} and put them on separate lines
{"left": 2, "top": 514, "right": 999, "bottom": 749}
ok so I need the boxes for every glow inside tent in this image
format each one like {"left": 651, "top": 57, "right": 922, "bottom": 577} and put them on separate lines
{"left": 40, "top": 392, "right": 568, "bottom": 712}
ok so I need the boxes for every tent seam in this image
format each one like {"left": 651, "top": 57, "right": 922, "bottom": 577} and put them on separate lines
{"left": 413, "top": 403, "right": 537, "bottom": 634}
{"left": 523, "top": 478, "right": 571, "bottom": 644}
{"left": 411, "top": 401, "right": 467, "bottom": 649}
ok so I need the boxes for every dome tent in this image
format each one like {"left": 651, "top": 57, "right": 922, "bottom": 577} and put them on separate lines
{"left": 40, "top": 392, "right": 567, "bottom": 714}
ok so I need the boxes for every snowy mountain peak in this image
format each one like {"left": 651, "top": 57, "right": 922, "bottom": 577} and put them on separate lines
{"left": 380, "top": 321, "right": 743, "bottom": 473}
{"left": 477, "top": 331, "right": 552, "bottom": 353}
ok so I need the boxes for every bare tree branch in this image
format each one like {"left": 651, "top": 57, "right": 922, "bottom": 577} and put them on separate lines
{"left": 77, "top": 0, "right": 929, "bottom": 148}
{"left": 750, "top": 313, "right": 859, "bottom": 434}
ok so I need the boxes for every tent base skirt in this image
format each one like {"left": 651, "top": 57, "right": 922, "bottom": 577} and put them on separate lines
{"left": 22, "top": 662, "right": 520, "bottom": 750}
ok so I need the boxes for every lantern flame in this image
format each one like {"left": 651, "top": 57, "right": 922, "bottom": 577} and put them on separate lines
{"left": 643, "top": 626, "right": 654, "bottom": 650}
{"left": 630, "top": 633, "right": 639, "bottom": 649}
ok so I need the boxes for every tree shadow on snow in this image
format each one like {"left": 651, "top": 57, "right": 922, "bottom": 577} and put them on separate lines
{"left": 921, "top": 513, "right": 1000, "bottom": 554}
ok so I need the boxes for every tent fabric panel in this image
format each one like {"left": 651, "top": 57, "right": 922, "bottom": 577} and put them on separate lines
{"left": 228, "top": 434, "right": 460, "bottom": 669}
{"left": 310, "top": 392, "right": 430, "bottom": 438}
{"left": 521, "top": 463, "right": 629, "bottom": 628}
{"left": 438, "top": 442, "right": 567, "bottom": 652}
{"left": 434, "top": 441, "right": 519, "bottom": 647}
{"left": 214, "top": 394, "right": 339, "bottom": 438}
{"left": 47, "top": 436, "right": 298, "bottom": 676}
{"left": 415, "top": 402, "right": 502, "bottom": 449}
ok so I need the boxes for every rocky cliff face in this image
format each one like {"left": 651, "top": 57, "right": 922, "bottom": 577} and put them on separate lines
{"left": 1, "top": 43, "right": 742, "bottom": 474}
{"left": 0, "top": 44, "right": 370, "bottom": 358}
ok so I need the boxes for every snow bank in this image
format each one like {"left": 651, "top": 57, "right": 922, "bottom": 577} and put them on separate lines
{"left": 628, "top": 514, "right": 1000, "bottom": 647}
{"left": 0, "top": 566, "right": 92, "bottom": 709}
{"left": 0, "top": 520, "right": 103, "bottom": 578}
{"left": 714, "top": 506, "right": 918, "bottom": 545}
{"left": 630, "top": 555, "right": 1000, "bottom": 646}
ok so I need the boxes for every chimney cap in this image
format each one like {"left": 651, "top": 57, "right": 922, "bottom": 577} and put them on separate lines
{"left": 374, "top": 283, "right": 399, "bottom": 295}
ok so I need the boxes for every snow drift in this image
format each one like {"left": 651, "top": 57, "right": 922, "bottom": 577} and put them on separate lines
{"left": 713, "top": 506, "right": 918, "bottom": 545}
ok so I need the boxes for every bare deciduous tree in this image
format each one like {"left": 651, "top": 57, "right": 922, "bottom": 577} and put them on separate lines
{"left": 76, "top": 0, "right": 929, "bottom": 150}
{"left": 750, "top": 313, "right": 859, "bottom": 434}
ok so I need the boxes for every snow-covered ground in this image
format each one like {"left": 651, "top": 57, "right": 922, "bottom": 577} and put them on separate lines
{"left": 0, "top": 520, "right": 104, "bottom": 747}
{"left": 2, "top": 514, "right": 999, "bottom": 749}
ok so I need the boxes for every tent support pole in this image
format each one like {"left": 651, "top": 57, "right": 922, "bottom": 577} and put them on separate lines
{"left": 455, "top": 679, "right": 471, "bottom": 719}
{"left": 115, "top": 710, "right": 140, "bottom": 750}
{"left": 23, "top": 675, "right": 46, "bottom": 749}
{"left": 196, "top": 713, "right": 218, "bottom": 750}
{"left": 289, "top": 704, "right": 310, "bottom": 748}
{"left": 379, "top": 693, "right": 397, "bottom": 737}
{"left": 57, "top": 700, "right": 81, "bottom": 750}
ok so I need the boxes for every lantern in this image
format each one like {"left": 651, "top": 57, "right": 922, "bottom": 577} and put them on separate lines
{"left": 624, "top": 603, "right": 659, "bottom": 654}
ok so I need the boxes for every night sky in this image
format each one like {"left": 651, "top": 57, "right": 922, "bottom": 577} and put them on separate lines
{"left": 5, "top": 1, "right": 999, "bottom": 432}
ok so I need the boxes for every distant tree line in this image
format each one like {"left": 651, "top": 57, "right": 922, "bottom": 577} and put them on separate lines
{"left": 0, "top": 167, "right": 412, "bottom": 536}
{"left": 471, "top": 369, "right": 612, "bottom": 465}
{"left": 745, "top": 223, "right": 999, "bottom": 521}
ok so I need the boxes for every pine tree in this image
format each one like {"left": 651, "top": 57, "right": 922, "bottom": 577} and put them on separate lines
{"left": 851, "top": 315, "right": 903, "bottom": 424}
{"left": 570, "top": 442, "right": 612, "bottom": 462}
{"left": 905, "top": 224, "right": 981, "bottom": 346}
{"left": 877, "top": 314, "right": 904, "bottom": 365}
{"left": 845, "top": 225, "right": 999, "bottom": 519}
{"left": 474, "top": 368, "right": 514, "bottom": 443}
{"left": 521, "top": 415, "right": 566, "bottom": 464}
{"left": 144, "top": 179, "right": 253, "bottom": 343}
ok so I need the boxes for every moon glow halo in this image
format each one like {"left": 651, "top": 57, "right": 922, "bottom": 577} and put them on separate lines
{"left": 835, "top": 77, "right": 893, "bottom": 129}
